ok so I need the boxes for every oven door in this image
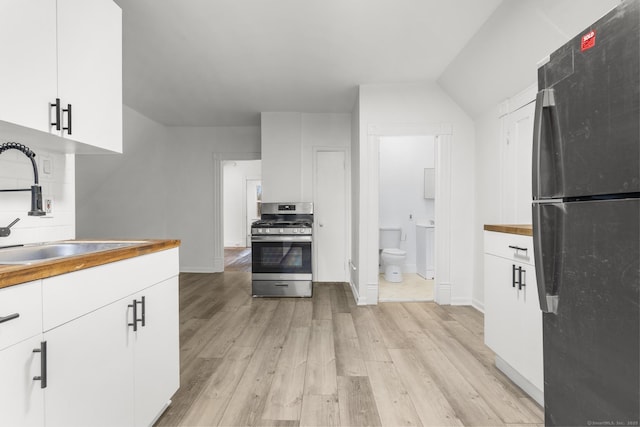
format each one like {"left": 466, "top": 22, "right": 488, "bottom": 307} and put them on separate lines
{"left": 251, "top": 235, "right": 312, "bottom": 277}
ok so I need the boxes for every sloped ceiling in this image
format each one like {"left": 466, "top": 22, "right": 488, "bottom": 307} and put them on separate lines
{"left": 438, "top": 0, "right": 620, "bottom": 118}
{"left": 114, "top": 0, "right": 503, "bottom": 126}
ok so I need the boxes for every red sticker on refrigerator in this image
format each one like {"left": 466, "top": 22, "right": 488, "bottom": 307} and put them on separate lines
{"left": 581, "top": 30, "right": 596, "bottom": 51}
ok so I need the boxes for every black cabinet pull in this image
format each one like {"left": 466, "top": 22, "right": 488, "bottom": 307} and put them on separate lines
{"left": 50, "top": 98, "right": 61, "bottom": 130}
{"left": 0, "top": 313, "right": 19, "bottom": 324}
{"left": 512, "top": 264, "right": 517, "bottom": 288}
{"left": 137, "top": 296, "right": 146, "bottom": 328}
{"left": 508, "top": 245, "right": 528, "bottom": 253}
{"left": 518, "top": 267, "right": 526, "bottom": 290}
{"left": 128, "top": 299, "right": 138, "bottom": 331}
{"left": 62, "top": 103, "right": 72, "bottom": 135}
{"left": 32, "top": 341, "right": 47, "bottom": 389}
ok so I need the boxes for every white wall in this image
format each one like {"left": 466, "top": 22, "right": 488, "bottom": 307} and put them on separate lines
{"left": 76, "top": 105, "right": 261, "bottom": 272}
{"left": 222, "top": 160, "right": 261, "bottom": 247}
{"left": 379, "top": 135, "right": 435, "bottom": 273}
{"left": 0, "top": 148, "right": 75, "bottom": 246}
{"left": 355, "top": 82, "right": 476, "bottom": 305}
{"left": 261, "top": 112, "right": 352, "bottom": 281}
{"left": 76, "top": 106, "right": 169, "bottom": 240}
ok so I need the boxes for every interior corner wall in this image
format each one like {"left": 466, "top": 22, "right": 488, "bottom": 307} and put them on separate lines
{"left": 76, "top": 105, "right": 169, "bottom": 240}
{"left": 356, "top": 82, "right": 476, "bottom": 305}
{"left": 472, "top": 105, "right": 503, "bottom": 311}
{"left": 76, "top": 105, "right": 261, "bottom": 272}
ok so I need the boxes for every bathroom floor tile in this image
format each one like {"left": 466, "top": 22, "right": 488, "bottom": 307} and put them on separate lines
{"left": 378, "top": 273, "right": 434, "bottom": 302}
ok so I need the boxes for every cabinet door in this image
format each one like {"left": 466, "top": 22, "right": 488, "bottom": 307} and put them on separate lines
{"left": 0, "top": 1, "right": 57, "bottom": 133}
{"left": 57, "top": 0, "right": 122, "bottom": 152}
{"left": 0, "top": 336, "right": 45, "bottom": 427}
{"left": 516, "top": 264, "right": 544, "bottom": 391}
{"left": 501, "top": 102, "right": 535, "bottom": 223}
{"left": 133, "top": 277, "right": 180, "bottom": 427}
{"left": 44, "top": 299, "right": 135, "bottom": 427}
{"left": 484, "top": 254, "right": 519, "bottom": 367}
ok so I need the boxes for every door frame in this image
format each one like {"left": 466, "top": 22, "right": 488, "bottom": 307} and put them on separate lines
{"left": 312, "top": 146, "right": 351, "bottom": 282}
{"left": 361, "top": 123, "right": 452, "bottom": 305}
{"left": 213, "top": 152, "right": 260, "bottom": 272}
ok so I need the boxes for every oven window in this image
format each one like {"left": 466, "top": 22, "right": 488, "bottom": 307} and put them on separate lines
{"left": 252, "top": 241, "right": 311, "bottom": 274}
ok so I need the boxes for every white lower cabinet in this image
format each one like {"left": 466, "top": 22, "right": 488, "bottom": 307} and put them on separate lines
{"left": 133, "top": 277, "right": 180, "bottom": 427}
{"left": 0, "top": 336, "right": 45, "bottom": 427}
{"left": 44, "top": 297, "right": 135, "bottom": 427}
{"left": 484, "top": 231, "right": 543, "bottom": 405}
{"left": 0, "top": 248, "right": 179, "bottom": 427}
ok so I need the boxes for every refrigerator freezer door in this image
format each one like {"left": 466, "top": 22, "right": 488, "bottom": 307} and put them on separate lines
{"left": 536, "top": 0, "right": 639, "bottom": 199}
{"left": 537, "top": 198, "right": 639, "bottom": 426}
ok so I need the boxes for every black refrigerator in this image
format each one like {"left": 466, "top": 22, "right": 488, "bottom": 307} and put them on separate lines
{"left": 532, "top": 1, "right": 640, "bottom": 426}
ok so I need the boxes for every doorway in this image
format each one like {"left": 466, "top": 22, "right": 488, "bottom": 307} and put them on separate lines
{"left": 222, "top": 159, "right": 261, "bottom": 272}
{"left": 377, "top": 135, "right": 435, "bottom": 302}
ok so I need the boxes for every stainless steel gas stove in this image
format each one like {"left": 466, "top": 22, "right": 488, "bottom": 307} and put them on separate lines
{"left": 251, "top": 202, "right": 313, "bottom": 297}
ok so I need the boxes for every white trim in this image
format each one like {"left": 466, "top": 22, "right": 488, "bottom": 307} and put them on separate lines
{"left": 472, "top": 298, "right": 485, "bottom": 313}
{"left": 180, "top": 266, "right": 219, "bottom": 274}
{"left": 508, "top": 82, "right": 537, "bottom": 114}
{"left": 349, "top": 279, "right": 366, "bottom": 305}
{"left": 364, "top": 124, "right": 453, "bottom": 306}
{"left": 213, "top": 152, "right": 261, "bottom": 273}
{"left": 495, "top": 355, "right": 544, "bottom": 406}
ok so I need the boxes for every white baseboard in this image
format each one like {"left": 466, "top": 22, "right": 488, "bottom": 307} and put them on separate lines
{"left": 435, "top": 282, "right": 451, "bottom": 305}
{"left": 451, "top": 297, "right": 473, "bottom": 306}
{"left": 472, "top": 298, "right": 485, "bottom": 313}
{"left": 349, "top": 280, "right": 367, "bottom": 305}
{"left": 180, "top": 266, "right": 220, "bottom": 273}
{"left": 495, "top": 355, "right": 544, "bottom": 406}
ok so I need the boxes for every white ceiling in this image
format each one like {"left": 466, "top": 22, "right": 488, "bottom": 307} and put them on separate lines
{"left": 115, "top": 0, "right": 503, "bottom": 126}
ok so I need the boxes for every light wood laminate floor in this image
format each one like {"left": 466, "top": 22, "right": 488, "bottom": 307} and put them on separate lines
{"left": 155, "top": 272, "right": 543, "bottom": 427}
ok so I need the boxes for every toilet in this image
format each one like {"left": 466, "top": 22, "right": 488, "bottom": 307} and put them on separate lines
{"left": 379, "top": 226, "right": 407, "bottom": 283}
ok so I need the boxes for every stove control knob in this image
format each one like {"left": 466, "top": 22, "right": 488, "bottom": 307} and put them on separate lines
{"left": 293, "top": 228, "right": 298, "bottom": 233}
{"left": 280, "top": 228, "right": 284, "bottom": 233}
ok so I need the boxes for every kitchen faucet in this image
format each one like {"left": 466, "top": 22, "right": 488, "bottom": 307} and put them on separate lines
{"left": 0, "top": 142, "right": 45, "bottom": 216}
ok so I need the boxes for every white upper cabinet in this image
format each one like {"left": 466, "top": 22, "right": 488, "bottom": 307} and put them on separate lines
{"left": 0, "top": 1, "right": 57, "bottom": 134}
{"left": 0, "top": 0, "right": 122, "bottom": 153}
{"left": 57, "top": 0, "right": 122, "bottom": 153}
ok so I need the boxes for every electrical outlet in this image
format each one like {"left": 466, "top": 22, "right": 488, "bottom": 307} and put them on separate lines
{"left": 45, "top": 198, "right": 52, "bottom": 214}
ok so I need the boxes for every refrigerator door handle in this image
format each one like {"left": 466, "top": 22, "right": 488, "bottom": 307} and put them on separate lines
{"left": 532, "top": 202, "right": 559, "bottom": 314}
{"left": 532, "top": 88, "right": 558, "bottom": 200}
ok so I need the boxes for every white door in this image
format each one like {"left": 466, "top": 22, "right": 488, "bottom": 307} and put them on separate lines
{"left": 44, "top": 299, "right": 135, "bottom": 427}
{"left": 502, "top": 102, "right": 535, "bottom": 223}
{"left": 0, "top": 336, "right": 45, "bottom": 427}
{"left": 57, "top": 0, "right": 122, "bottom": 152}
{"left": 314, "top": 150, "right": 347, "bottom": 282}
{"left": 502, "top": 103, "right": 535, "bottom": 224}
{"left": 133, "top": 277, "right": 180, "bottom": 427}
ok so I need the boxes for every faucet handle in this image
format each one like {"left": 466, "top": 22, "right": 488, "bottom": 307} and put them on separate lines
{"left": 0, "top": 218, "right": 20, "bottom": 237}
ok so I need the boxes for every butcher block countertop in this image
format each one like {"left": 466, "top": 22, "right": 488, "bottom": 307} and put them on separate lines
{"left": 484, "top": 224, "right": 533, "bottom": 236}
{"left": 0, "top": 239, "right": 180, "bottom": 289}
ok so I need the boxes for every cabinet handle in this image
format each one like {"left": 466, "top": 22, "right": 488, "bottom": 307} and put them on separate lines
{"left": 0, "top": 313, "right": 19, "bottom": 324}
{"left": 32, "top": 341, "right": 47, "bottom": 389}
{"left": 62, "top": 103, "right": 72, "bottom": 135}
{"left": 508, "top": 245, "right": 528, "bottom": 253}
{"left": 518, "top": 267, "right": 526, "bottom": 290}
{"left": 512, "top": 264, "right": 517, "bottom": 288}
{"left": 50, "top": 98, "right": 61, "bottom": 130}
{"left": 128, "top": 299, "right": 138, "bottom": 331}
{"left": 137, "top": 296, "right": 146, "bottom": 328}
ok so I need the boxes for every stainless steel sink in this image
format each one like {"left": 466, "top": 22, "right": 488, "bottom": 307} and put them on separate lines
{"left": 0, "top": 241, "right": 146, "bottom": 265}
